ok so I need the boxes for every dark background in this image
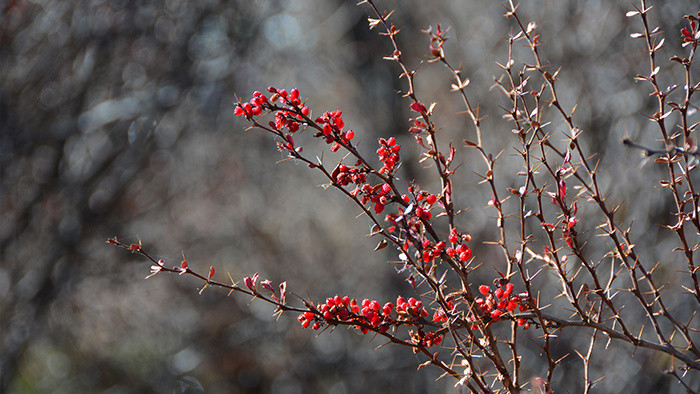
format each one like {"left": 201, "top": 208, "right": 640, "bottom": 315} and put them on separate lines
{"left": 2, "top": 0, "right": 699, "bottom": 392}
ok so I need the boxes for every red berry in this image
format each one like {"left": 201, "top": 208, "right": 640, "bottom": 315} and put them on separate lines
{"left": 505, "top": 283, "right": 514, "bottom": 296}
{"left": 479, "top": 285, "right": 490, "bottom": 295}
{"left": 495, "top": 288, "right": 504, "bottom": 299}
{"left": 426, "top": 194, "right": 437, "bottom": 204}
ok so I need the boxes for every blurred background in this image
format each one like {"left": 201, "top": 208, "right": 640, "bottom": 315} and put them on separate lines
{"left": 1, "top": 0, "right": 699, "bottom": 392}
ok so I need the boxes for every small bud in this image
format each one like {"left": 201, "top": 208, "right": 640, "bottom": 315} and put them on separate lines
{"left": 261, "top": 279, "right": 274, "bottom": 292}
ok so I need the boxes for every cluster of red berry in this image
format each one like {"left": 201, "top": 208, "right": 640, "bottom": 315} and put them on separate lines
{"left": 445, "top": 228, "right": 472, "bottom": 263}
{"left": 431, "top": 298, "right": 454, "bottom": 323}
{"left": 297, "top": 295, "right": 436, "bottom": 340}
{"left": 409, "top": 328, "right": 443, "bottom": 349}
{"left": 235, "top": 88, "right": 309, "bottom": 122}
{"left": 235, "top": 87, "right": 360, "bottom": 155}
{"left": 316, "top": 110, "right": 354, "bottom": 152}
{"left": 362, "top": 182, "right": 392, "bottom": 214}
{"left": 473, "top": 282, "right": 531, "bottom": 328}
{"left": 235, "top": 88, "right": 410, "bottom": 221}
{"left": 394, "top": 295, "right": 430, "bottom": 322}
{"left": 332, "top": 161, "right": 367, "bottom": 187}
{"left": 234, "top": 88, "right": 312, "bottom": 153}
{"left": 376, "top": 137, "right": 401, "bottom": 174}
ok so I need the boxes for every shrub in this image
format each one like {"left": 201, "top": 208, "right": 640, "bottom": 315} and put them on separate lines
{"left": 111, "top": 0, "right": 700, "bottom": 391}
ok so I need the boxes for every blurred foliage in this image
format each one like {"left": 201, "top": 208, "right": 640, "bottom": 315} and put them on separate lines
{"left": 1, "top": 0, "right": 698, "bottom": 392}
